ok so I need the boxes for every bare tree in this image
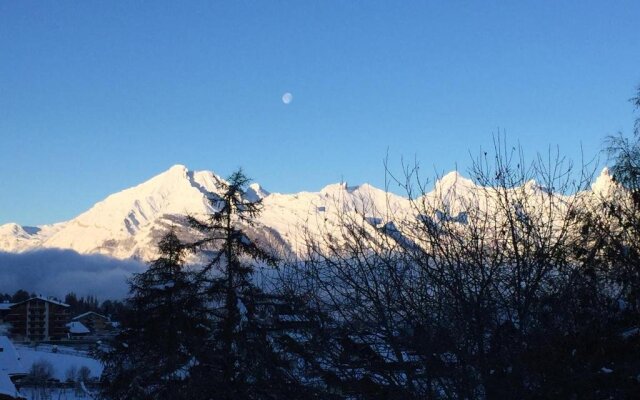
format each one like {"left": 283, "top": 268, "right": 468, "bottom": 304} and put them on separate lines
{"left": 280, "top": 141, "right": 605, "bottom": 399}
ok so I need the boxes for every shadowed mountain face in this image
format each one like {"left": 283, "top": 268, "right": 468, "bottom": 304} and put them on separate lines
{"left": 0, "top": 164, "right": 616, "bottom": 262}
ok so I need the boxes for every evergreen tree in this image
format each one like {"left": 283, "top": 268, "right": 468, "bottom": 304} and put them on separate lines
{"left": 99, "top": 230, "right": 209, "bottom": 400}
{"left": 11, "top": 289, "right": 30, "bottom": 303}
{"left": 100, "top": 299, "right": 128, "bottom": 322}
{"left": 187, "top": 169, "right": 306, "bottom": 400}
{"left": 64, "top": 292, "right": 79, "bottom": 312}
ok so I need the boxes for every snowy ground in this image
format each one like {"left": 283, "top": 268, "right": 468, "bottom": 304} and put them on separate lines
{"left": 20, "top": 387, "right": 96, "bottom": 400}
{"left": 14, "top": 344, "right": 102, "bottom": 400}
{"left": 16, "top": 344, "right": 103, "bottom": 381}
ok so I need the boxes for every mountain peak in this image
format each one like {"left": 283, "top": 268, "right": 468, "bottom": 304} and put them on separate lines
{"left": 37, "top": 164, "right": 219, "bottom": 256}
{"left": 159, "top": 164, "right": 189, "bottom": 179}
{"left": 0, "top": 223, "right": 26, "bottom": 236}
{"left": 321, "top": 182, "right": 348, "bottom": 194}
{"left": 435, "top": 171, "right": 475, "bottom": 191}
{"left": 592, "top": 167, "right": 616, "bottom": 195}
{"left": 246, "top": 183, "right": 270, "bottom": 202}
{"left": 168, "top": 164, "right": 188, "bottom": 173}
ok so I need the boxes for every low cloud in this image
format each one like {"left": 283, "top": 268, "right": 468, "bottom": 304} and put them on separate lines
{"left": 0, "top": 249, "right": 145, "bottom": 300}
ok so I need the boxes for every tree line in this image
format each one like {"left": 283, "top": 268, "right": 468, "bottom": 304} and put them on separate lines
{"left": 98, "top": 88, "right": 640, "bottom": 399}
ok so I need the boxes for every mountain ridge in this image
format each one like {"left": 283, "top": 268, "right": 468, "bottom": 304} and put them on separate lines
{"left": 0, "top": 164, "right": 616, "bottom": 261}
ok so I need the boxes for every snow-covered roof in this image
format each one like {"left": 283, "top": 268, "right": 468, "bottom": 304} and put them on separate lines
{"left": 72, "top": 311, "right": 109, "bottom": 321}
{"left": 0, "top": 371, "right": 20, "bottom": 399}
{"left": 66, "top": 321, "right": 90, "bottom": 335}
{"left": 0, "top": 303, "right": 13, "bottom": 311}
{"left": 0, "top": 336, "right": 27, "bottom": 376}
{"left": 12, "top": 296, "right": 69, "bottom": 308}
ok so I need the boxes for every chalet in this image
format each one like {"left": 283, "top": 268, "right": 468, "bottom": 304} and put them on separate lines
{"left": 71, "top": 311, "right": 113, "bottom": 335}
{"left": 2, "top": 297, "right": 70, "bottom": 342}
{"left": 66, "top": 321, "right": 91, "bottom": 339}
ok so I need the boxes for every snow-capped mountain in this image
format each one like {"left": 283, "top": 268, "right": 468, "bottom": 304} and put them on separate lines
{"left": 0, "top": 165, "right": 216, "bottom": 258}
{"left": 0, "top": 165, "right": 617, "bottom": 261}
{"left": 0, "top": 165, "right": 409, "bottom": 260}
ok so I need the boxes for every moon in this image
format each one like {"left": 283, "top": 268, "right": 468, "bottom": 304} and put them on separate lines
{"left": 282, "top": 92, "right": 293, "bottom": 105}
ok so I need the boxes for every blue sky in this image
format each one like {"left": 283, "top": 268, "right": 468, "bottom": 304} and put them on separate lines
{"left": 1, "top": 1, "right": 639, "bottom": 225}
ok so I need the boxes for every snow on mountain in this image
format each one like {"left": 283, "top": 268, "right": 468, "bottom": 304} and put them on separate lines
{"left": 0, "top": 165, "right": 228, "bottom": 260}
{"left": 591, "top": 167, "right": 617, "bottom": 196}
{"left": 39, "top": 165, "right": 221, "bottom": 259}
{"left": 0, "top": 223, "right": 61, "bottom": 253}
{"left": 414, "top": 170, "right": 483, "bottom": 218}
{"left": 0, "top": 223, "right": 34, "bottom": 252}
{"left": 245, "top": 183, "right": 270, "bottom": 202}
{"left": 0, "top": 165, "right": 622, "bottom": 261}
{"left": 434, "top": 171, "right": 476, "bottom": 193}
{"left": 258, "top": 181, "right": 410, "bottom": 254}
